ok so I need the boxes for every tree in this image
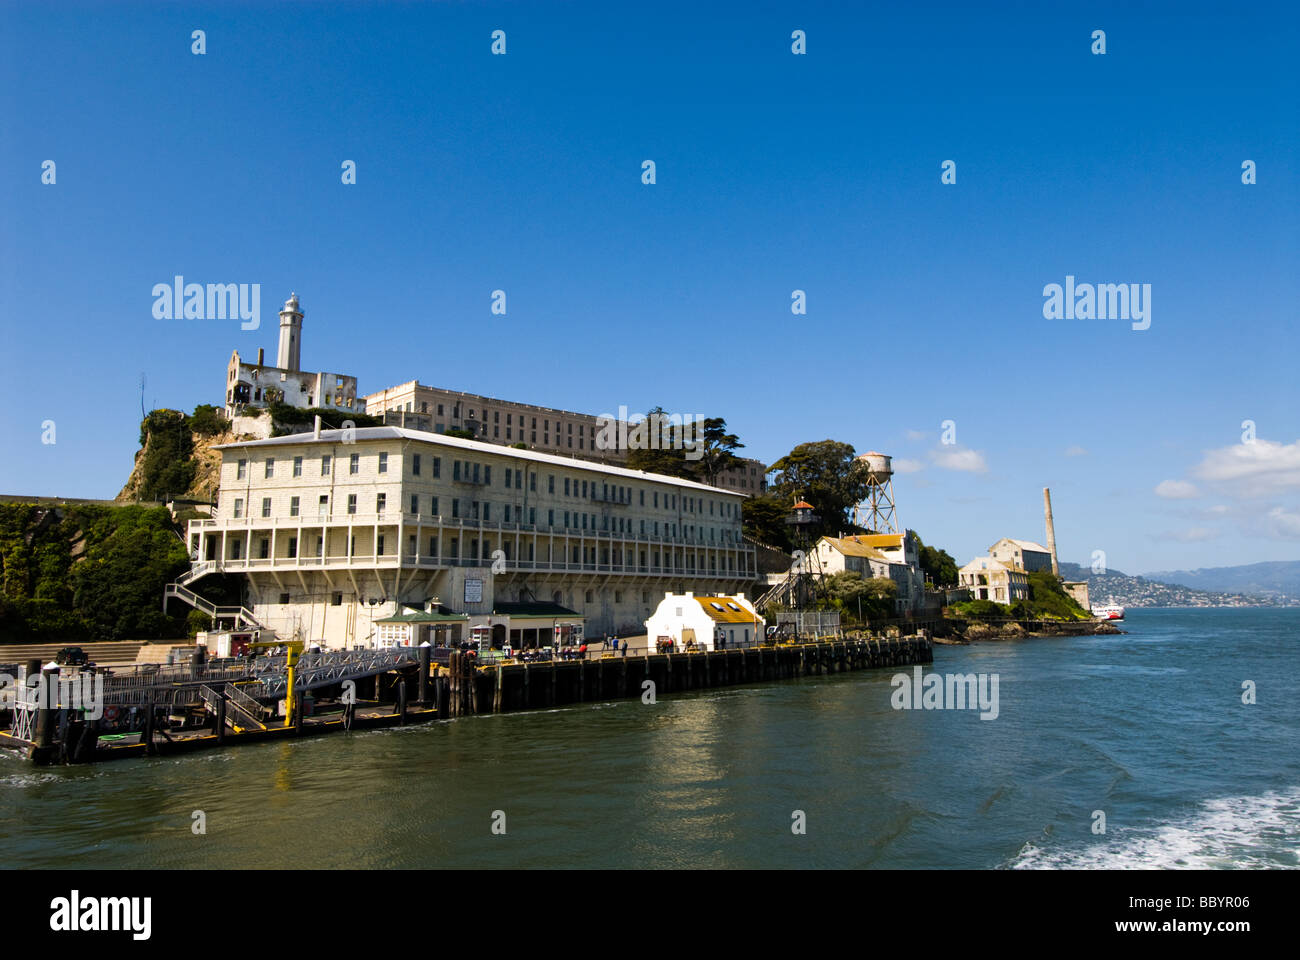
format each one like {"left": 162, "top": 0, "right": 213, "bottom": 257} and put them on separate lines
{"left": 694, "top": 417, "right": 744, "bottom": 486}
{"left": 915, "top": 533, "right": 959, "bottom": 586}
{"left": 0, "top": 503, "right": 190, "bottom": 644}
{"left": 742, "top": 494, "right": 794, "bottom": 550}
{"left": 188, "top": 403, "right": 229, "bottom": 436}
{"left": 820, "top": 570, "right": 898, "bottom": 622}
{"left": 444, "top": 427, "right": 476, "bottom": 440}
{"left": 766, "top": 440, "right": 870, "bottom": 541}
{"left": 624, "top": 406, "right": 700, "bottom": 479}
{"left": 136, "top": 409, "right": 196, "bottom": 502}
{"left": 70, "top": 506, "right": 189, "bottom": 640}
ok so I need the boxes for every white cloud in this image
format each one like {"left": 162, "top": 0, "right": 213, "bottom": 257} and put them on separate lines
{"left": 930, "top": 446, "right": 988, "bottom": 473}
{"left": 1152, "top": 527, "right": 1218, "bottom": 543}
{"left": 1266, "top": 506, "right": 1300, "bottom": 539}
{"left": 1064, "top": 445, "right": 1088, "bottom": 457}
{"left": 1192, "top": 438, "right": 1300, "bottom": 497}
{"left": 893, "top": 458, "right": 925, "bottom": 474}
{"left": 1154, "top": 479, "right": 1200, "bottom": 500}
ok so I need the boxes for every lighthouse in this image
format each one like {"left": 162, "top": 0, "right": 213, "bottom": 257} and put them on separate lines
{"left": 276, "top": 292, "right": 303, "bottom": 372}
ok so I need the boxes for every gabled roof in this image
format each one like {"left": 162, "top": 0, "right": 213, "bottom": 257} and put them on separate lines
{"left": 993, "top": 538, "right": 1050, "bottom": 553}
{"left": 820, "top": 537, "right": 889, "bottom": 561}
{"left": 694, "top": 597, "right": 759, "bottom": 623}
{"left": 843, "top": 533, "right": 905, "bottom": 550}
{"left": 960, "top": 555, "right": 1023, "bottom": 574}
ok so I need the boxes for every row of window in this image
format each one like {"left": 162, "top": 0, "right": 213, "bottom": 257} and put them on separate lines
{"left": 231, "top": 452, "right": 740, "bottom": 519}
{"left": 228, "top": 493, "right": 736, "bottom": 541}
{"left": 236, "top": 452, "right": 403, "bottom": 480}
{"left": 398, "top": 399, "right": 594, "bottom": 435}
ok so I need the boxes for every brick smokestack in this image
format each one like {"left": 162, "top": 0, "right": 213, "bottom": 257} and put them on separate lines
{"left": 1043, "top": 487, "right": 1059, "bottom": 577}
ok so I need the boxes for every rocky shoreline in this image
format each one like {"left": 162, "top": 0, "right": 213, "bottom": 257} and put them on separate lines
{"left": 937, "top": 619, "right": 1125, "bottom": 644}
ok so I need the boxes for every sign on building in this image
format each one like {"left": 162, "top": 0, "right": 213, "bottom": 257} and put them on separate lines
{"left": 464, "top": 578, "right": 483, "bottom": 604}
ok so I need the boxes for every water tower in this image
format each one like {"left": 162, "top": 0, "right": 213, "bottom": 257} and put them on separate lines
{"left": 856, "top": 451, "right": 898, "bottom": 534}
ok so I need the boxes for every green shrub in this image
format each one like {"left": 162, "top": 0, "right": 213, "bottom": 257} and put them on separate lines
{"left": 186, "top": 609, "right": 212, "bottom": 637}
{"left": 267, "top": 402, "right": 382, "bottom": 436}
{"left": 189, "top": 403, "right": 230, "bottom": 436}
{"left": 952, "top": 599, "right": 1010, "bottom": 621}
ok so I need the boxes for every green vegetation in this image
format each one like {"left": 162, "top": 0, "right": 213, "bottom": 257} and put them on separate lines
{"left": 694, "top": 418, "right": 745, "bottom": 486}
{"left": 764, "top": 440, "right": 870, "bottom": 542}
{"left": 624, "top": 407, "right": 700, "bottom": 479}
{"left": 622, "top": 408, "right": 746, "bottom": 485}
{"left": 951, "top": 571, "right": 1089, "bottom": 622}
{"left": 0, "top": 503, "right": 190, "bottom": 643}
{"left": 1009, "top": 570, "right": 1090, "bottom": 620}
{"left": 134, "top": 404, "right": 236, "bottom": 501}
{"left": 136, "top": 409, "right": 197, "bottom": 503}
{"left": 817, "top": 570, "right": 898, "bottom": 623}
{"left": 188, "top": 403, "right": 230, "bottom": 437}
{"left": 950, "top": 598, "right": 1009, "bottom": 621}
{"left": 266, "top": 402, "right": 382, "bottom": 436}
{"left": 915, "top": 534, "right": 959, "bottom": 586}
{"left": 742, "top": 494, "right": 796, "bottom": 550}
{"left": 444, "top": 427, "right": 476, "bottom": 440}
{"left": 743, "top": 440, "right": 870, "bottom": 549}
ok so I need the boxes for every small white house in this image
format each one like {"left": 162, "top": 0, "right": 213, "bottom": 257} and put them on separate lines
{"left": 644, "top": 592, "right": 764, "bottom": 652}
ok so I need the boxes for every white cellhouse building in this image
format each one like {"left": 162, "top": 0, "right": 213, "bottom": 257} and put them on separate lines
{"left": 176, "top": 425, "right": 757, "bottom": 648}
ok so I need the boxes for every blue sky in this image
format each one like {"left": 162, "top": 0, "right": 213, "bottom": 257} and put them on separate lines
{"left": 2, "top": 1, "right": 1297, "bottom": 575}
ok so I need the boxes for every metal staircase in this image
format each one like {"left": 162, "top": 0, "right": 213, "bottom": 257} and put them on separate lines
{"left": 163, "top": 582, "right": 265, "bottom": 632}
{"left": 755, "top": 547, "right": 832, "bottom": 612}
{"left": 178, "top": 560, "right": 221, "bottom": 586}
{"left": 198, "top": 683, "right": 268, "bottom": 731}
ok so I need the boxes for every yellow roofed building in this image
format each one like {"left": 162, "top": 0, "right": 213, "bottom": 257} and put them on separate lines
{"left": 644, "top": 592, "right": 764, "bottom": 652}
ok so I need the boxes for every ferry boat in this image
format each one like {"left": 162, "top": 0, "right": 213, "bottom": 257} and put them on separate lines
{"left": 1092, "top": 604, "right": 1125, "bottom": 621}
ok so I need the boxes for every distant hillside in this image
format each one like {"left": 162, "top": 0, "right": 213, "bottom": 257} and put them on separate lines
{"left": 1057, "top": 562, "right": 1296, "bottom": 609}
{"left": 1142, "top": 561, "right": 1300, "bottom": 602}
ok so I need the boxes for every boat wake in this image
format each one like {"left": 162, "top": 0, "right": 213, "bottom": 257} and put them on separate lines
{"left": 1007, "top": 787, "right": 1300, "bottom": 869}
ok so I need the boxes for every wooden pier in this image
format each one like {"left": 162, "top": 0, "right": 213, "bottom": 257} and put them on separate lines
{"left": 1, "top": 635, "right": 932, "bottom": 766}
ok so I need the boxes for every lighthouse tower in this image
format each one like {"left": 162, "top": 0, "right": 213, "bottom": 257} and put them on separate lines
{"left": 276, "top": 292, "right": 303, "bottom": 372}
